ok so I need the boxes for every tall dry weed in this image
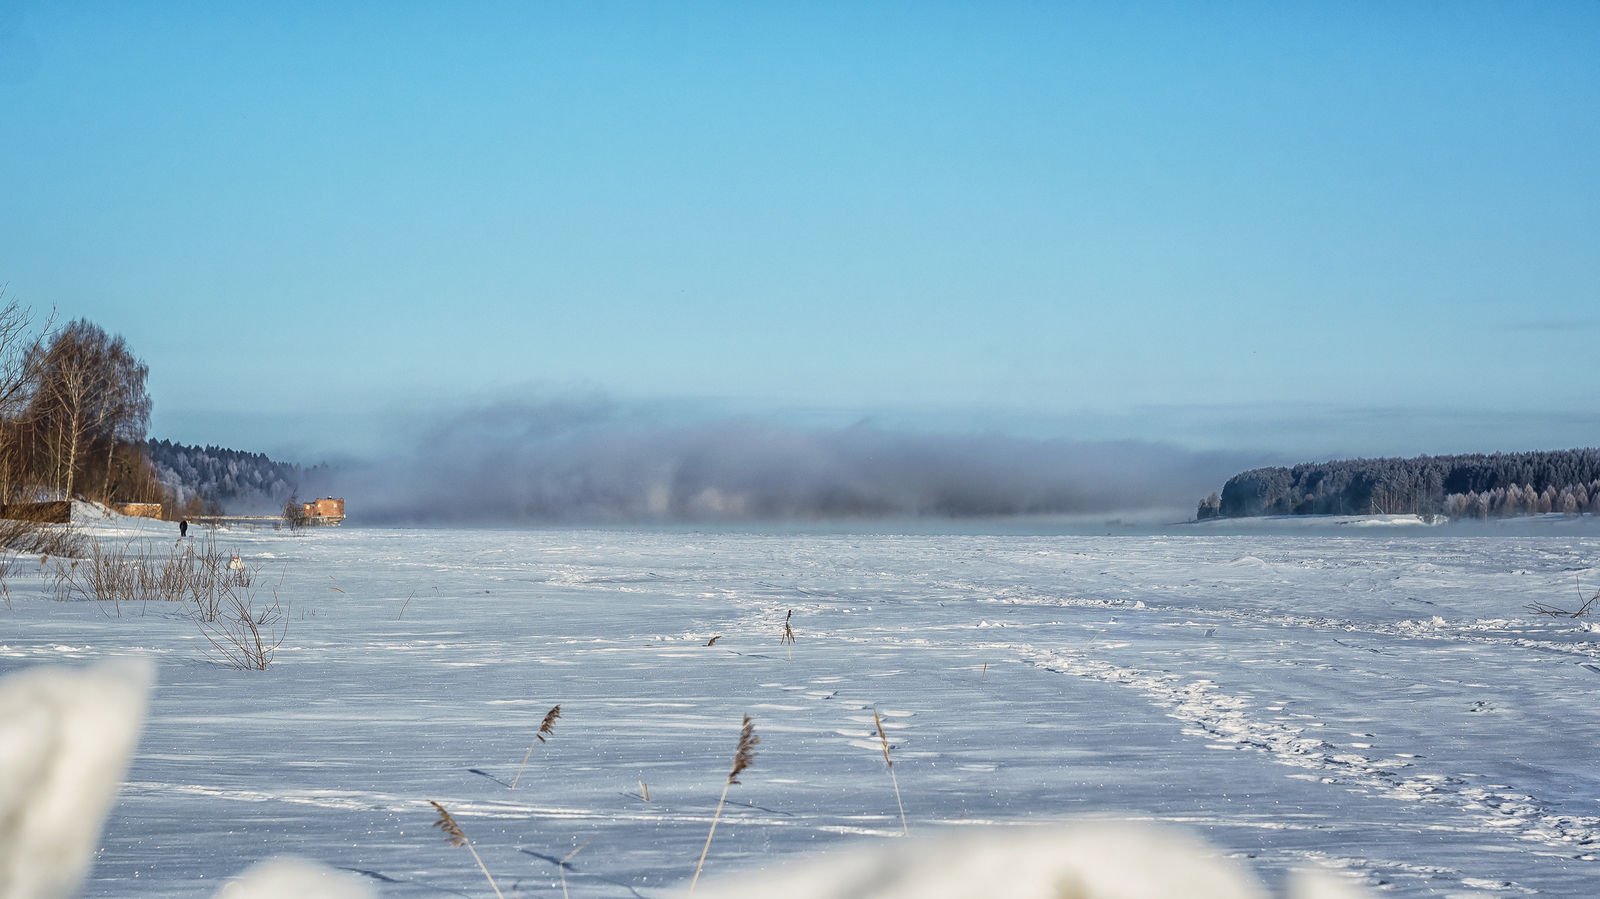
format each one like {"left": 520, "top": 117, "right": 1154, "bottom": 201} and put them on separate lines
{"left": 874, "top": 708, "right": 907, "bottom": 834}
{"left": 0, "top": 546, "right": 14, "bottom": 611}
{"left": 556, "top": 838, "right": 592, "bottom": 899}
{"left": 430, "top": 800, "right": 504, "bottom": 898}
{"left": 511, "top": 705, "right": 561, "bottom": 789}
{"left": 689, "top": 714, "right": 759, "bottom": 893}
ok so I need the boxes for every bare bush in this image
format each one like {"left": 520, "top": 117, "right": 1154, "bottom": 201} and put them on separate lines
{"left": 49, "top": 530, "right": 232, "bottom": 607}
{"left": 1525, "top": 575, "right": 1600, "bottom": 619}
{"left": 0, "top": 516, "right": 85, "bottom": 557}
{"left": 0, "top": 546, "right": 15, "bottom": 611}
{"left": 193, "top": 578, "right": 287, "bottom": 671}
{"left": 1526, "top": 591, "right": 1598, "bottom": 619}
{"left": 44, "top": 531, "right": 289, "bottom": 668}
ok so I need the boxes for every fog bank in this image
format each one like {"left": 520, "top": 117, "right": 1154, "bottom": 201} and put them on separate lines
{"left": 308, "top": 403, "right": 1250, "bottom": 525}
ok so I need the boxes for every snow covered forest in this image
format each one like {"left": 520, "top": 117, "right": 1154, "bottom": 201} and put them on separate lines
{"left": 1205, "top": 449, "right": 1600, "bottom": 520}
{"left": 144, "top": 439, "right": 311, "bottom": 516}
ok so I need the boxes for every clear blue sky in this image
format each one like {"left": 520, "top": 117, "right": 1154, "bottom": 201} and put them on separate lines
{"left": 2, "top": 1, "right": 1597, "bottom": 462}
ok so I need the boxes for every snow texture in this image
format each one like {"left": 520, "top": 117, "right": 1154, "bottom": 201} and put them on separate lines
{"left": 3, "top": 515, "right": 1599, "bottom": 897}
{"left": 0, "top": 658, "right": 152, "bottom": 899}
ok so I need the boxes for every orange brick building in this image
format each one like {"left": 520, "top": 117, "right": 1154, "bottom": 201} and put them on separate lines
{"left": 301, "top": 497, "right": 346, "bottom": 525}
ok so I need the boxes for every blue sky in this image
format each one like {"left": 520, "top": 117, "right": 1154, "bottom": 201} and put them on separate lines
{"left": 2, "top": 1, "right": 1597, "bottom": 463}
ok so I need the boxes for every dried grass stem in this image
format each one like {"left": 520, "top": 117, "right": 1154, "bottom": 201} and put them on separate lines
{"left": 689, "top": 715, "right": 759, "bottom": 894}
{"left": 511, "top": 704, "right": 561, "bottom": 790}
{"left": 430, "top": 800, "right": 504, "bottom": 899}
{"left": 874, "top": 708, "right": 907, "bottom": 834}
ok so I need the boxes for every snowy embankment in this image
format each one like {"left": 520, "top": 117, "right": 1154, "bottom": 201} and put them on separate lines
{"left": 2, "top": 515, "right": 1599, "bottom": 897}
{"left": 1188, "top": 511, "right": 1600, "bottom": 534}
{"left": 1190, "top": 514, "right": 1449, "bottom": 531}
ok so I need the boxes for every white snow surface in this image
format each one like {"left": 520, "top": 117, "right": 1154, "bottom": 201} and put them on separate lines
{"left": 3, "top": 516, "right": 1600, "bottom": 897}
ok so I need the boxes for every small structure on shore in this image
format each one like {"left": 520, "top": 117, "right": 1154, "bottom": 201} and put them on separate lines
{"left": 300, "top": 497, "right": 346, "bottom": 526}
{"left": 112, "top": 503, "right": 163, "bottom": 519}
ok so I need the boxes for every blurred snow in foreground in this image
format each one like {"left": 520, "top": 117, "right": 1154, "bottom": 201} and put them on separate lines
{"left": 0, "top": 659, "right": 151, "bottom": 899}
{"left": 0, "top": 660, "right": 370, "bottom": 899}
{"left": 209, "top": 858, "right": 373, "bottom": 899}
{"left": 696, "top": 822, "right": 1371, "bottom": 899}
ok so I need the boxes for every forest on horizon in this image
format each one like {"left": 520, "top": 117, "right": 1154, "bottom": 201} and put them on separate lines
{"left": 1199, "top": 449, "right": 1600, "bottom": 521}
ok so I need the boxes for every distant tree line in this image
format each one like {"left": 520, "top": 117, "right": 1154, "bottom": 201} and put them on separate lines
{"left": 0, "top": 297, "right": 168, "bottom": 510}
{"left": 1201, "top": 449, "right": 1600, "bottom": 520}
{"left": 146, "top": 439, "right": 314, "bottom": 516}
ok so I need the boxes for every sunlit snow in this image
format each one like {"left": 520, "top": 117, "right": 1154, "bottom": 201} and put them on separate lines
{"left": 4, "top": 514, "right": 1599, "bottom": 897}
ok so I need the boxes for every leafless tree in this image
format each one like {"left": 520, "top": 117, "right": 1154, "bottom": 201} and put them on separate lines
{"left": 282, "top": 490, "right": 304, "bottom": 532}
{"left": 0, "top": 289, "right": 51, "bottom": 502}
{"left": 25, "top": 320, "right": 152, "bottom": 501}
{"left": 98, "top": 343, "right": 151, "bottom": 499}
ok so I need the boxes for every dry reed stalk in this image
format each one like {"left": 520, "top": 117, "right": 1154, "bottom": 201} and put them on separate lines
{"left": 780, "top": 609, "right": 795, "bottom": 661}
{"left": 557, "top": 838, "right": 592, "bottom": 899}
{"left": 0, "top": 547, "right": 13, "bottom": 612}
{"left": 706, "top": 635, "right": 720, "bottom": 646}
{"left": 430, "top": 800, "right": 504, "bottom": 899}
{"left": 689, "top": 714, "right": 759, "bottom": 894}
{"left": 639, "top": 779, "right": 650, "bottom": 801}
{"left": 874, "top": 708, "right": 907, "bottom": 834}
{"left": 511, "top": 704, "right": 561, "bottom": 789}
{"left": 397, "top": 589, "right": 416, "bottom": 620}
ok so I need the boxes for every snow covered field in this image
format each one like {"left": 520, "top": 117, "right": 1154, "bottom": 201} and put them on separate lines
{"left": 5, "top": 516, "right": 1600, "bottom": 898}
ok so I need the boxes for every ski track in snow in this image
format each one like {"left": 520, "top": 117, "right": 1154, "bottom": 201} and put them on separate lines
{"left": 915, "top": 581, "right": 1600, "bottom": 853}
{"left": 1004, "top": 641, "right": 1600, "bottom": 852}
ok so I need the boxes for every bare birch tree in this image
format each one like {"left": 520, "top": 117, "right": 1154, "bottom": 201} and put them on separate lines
{"left": 0, "top": 289, "right": 51, "bottom": 503}
{"left": 26, "top": 320, "right": 151, "bottom": 501}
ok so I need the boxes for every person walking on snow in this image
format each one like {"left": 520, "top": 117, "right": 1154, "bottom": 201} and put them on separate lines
{"left": 179, "top": 519, "right": 188, "bottom": 538}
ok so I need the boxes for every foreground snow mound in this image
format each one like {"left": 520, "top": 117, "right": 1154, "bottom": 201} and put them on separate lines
{"left": 693, "top": 822, "right": 1369, "bottom": 899}
{"left": 0, "top": 658, "right": 153, "bottom": 899}
{"left": 210, "top": 858, "right": 375, "bottom": 899}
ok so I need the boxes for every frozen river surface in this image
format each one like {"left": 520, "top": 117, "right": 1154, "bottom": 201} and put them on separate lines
{"left": 5, "top": 522, "right": 1600, "bottom": 897}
